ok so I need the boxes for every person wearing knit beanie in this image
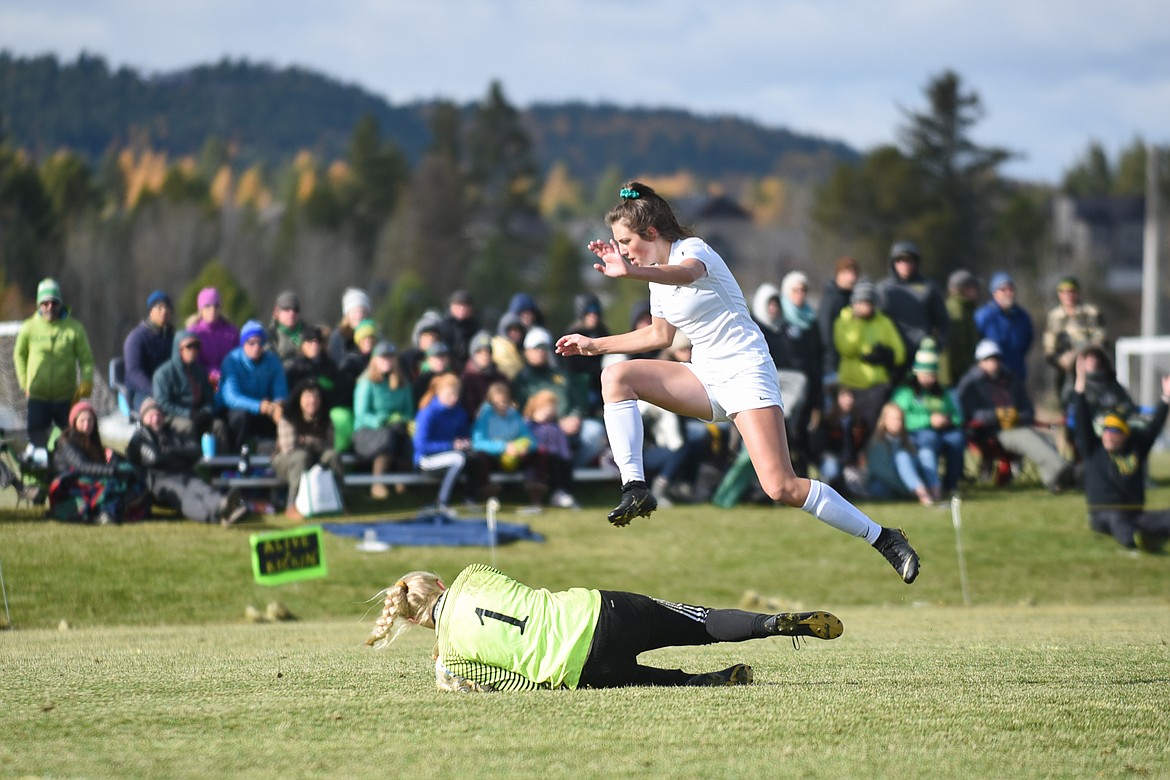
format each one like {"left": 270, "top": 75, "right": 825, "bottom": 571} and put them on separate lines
{"left": 138, "top": 396, "right": 162, "bottom": 421}
{"left": 126, "top": 393, "right": 250, "bottom": 526}
{"left": 124, "top": 289, "right": 176, "bottom": 412}
{"left": 239, "top": 320, "right": 267, "bottom": 346}
{"left": 342, "top": 288, "right": 372, "bottom": 320}
{"left": 189, "top": 287, "right": 238, "bottom": 386}
{"left": 37, "top": 278, "right": 63, "bottom": 306}
{"left": 354, "top": 319, "right": 378, "bottom": 345}
{"left": 889, "top": 336, "right": 965, "bottom": 497}
{"left": 217, "top": 319, "right": 288, "bottom": 451}
{"left": 146, "top": 290, "right": 172, "bottom": 312}
{"left": 16, "top": 277, "right": 96, "bottom": 447}
{"left": 911, "top": 339, "right": 940, "bottom": 374}
{"left": 51, "top": 398, "right": 143, "bottom": 525}
{"left": 68, "top": 399, "right": 97, "bottom": 429}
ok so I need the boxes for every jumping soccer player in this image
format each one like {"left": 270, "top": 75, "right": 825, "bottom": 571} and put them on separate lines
{"left": 556, "top": 182, "right": 919, "bottom": 583}
{"left": 365, "top": 564, "right": 843, "bottom": 691}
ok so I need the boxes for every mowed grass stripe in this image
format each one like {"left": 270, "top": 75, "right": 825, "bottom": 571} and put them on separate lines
{"left": 2, "top": 606, "right": 1168, "bottom": 778}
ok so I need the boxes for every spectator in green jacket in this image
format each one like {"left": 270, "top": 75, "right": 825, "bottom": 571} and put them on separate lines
{"left": 352, "top": 341, "right": 414, "bottom": 498}
{"left": 890, "top": 340, "right": 966, "bottom": 495}
{"left": 14, "top": 278, "right": 95, "bottom": 447}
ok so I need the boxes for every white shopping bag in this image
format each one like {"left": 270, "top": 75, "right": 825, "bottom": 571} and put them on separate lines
{"left": 295, "top": 464, "right": 344, "bottom": 517}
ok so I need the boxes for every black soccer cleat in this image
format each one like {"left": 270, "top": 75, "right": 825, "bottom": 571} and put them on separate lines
{"left": 687, "top": 663, "right": 754, "bottom": 687}
{"left": 875, "top": 526, "right": 920, "bottom": 584}
{"left": 764, "top": 611, "right": 844, "bottom": 640}
{"left": 607, "top": 480, "right": 658, "bottom": 527}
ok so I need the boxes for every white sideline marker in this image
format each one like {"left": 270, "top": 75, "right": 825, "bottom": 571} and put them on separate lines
{"left": 0, "top": 557, "right": 11, "bottom": 628}
{"left": 486, "top": 498, "right": 500, "bottom": 568}
{"left": 951, "top": 495, "right": 971, "bottom": 606}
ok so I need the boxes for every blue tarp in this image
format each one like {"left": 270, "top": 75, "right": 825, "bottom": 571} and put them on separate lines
{"left": 324, "top": 513, "right": 544, "bottom": 547}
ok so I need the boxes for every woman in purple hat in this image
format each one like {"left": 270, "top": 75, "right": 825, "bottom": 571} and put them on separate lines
{"left": 188, "top": 287, "right": 239, "bottom": 387}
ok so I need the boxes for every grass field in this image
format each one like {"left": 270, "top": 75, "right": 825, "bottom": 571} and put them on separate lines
{"left": 2, "top": 473, "right": 1170, "bottom": 778}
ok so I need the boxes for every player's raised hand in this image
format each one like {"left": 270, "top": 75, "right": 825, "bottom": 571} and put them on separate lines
{"left": 556, "top": 333, "right": 597, "bottom": 357}
{"left": 588, "top": 239, "right": 630, "bottom": 278}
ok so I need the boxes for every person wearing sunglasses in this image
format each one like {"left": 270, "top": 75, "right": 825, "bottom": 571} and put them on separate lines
{"left": 152, "top": 330, "right": 218, "bottom": 438}
{"left": 14, "top": 277, "right": 95, "bottom": 447}
{"left": 217, "top": 321, "right": 289, "bottom": 452}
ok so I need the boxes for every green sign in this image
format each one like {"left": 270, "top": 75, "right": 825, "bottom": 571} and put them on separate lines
{"left": 250, "top": 525, "right": 328, "bottom": 585}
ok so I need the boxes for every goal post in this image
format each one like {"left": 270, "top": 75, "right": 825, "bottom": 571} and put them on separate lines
{"left": 1114, "top": 335, "right": 1170, "bottom": 451}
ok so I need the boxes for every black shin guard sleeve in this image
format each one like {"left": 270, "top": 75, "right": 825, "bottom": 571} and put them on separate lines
{"left": 704, "top": 609, "right": 769, "bottom": 642}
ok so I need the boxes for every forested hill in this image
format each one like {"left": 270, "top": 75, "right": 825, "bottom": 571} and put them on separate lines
{"left": 0, "top": 52, "right": 858, "bottom": 182}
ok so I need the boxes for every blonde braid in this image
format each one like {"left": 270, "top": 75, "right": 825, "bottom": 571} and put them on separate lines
{"left": 364, "top": 571, "right": 444, "bottom": 648}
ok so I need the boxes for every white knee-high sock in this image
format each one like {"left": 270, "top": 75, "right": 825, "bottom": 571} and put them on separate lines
{"left": 603, "top": 399, "right": 644, "bottom": 485}
{"left": 801, "top": 480, "right": 882, "bottom": 544}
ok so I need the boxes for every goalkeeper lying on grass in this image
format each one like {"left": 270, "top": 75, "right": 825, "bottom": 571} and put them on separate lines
{"left": 365, "top": 563, "right": 842, "bottom": 692}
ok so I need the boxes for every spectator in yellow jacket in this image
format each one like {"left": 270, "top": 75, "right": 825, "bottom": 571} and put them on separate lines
{"left": 833, "top": 278, "right": 905, "bottom": 434}
{"left": 13, "top": 278, "right": 95, "bottom": 447}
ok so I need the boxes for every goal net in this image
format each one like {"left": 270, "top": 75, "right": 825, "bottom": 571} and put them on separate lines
{"left": 1115, "top": 335, "right": 1170, "bottom": 452}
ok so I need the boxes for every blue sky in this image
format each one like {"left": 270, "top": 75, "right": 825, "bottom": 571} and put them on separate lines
{"left": 2, "top": 0, "right": 1168, "bottom": 183}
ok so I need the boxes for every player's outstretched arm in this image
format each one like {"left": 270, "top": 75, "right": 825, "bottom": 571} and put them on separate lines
{"left": 557, "top": 317, "right": 675, "bottom": 358}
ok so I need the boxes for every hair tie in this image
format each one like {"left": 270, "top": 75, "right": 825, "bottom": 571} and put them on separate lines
{"left": 619, "top": 187, "right": 641, "bottom": 200}
{"left": 394, "top": 580, "right": 407, "bottom": 592}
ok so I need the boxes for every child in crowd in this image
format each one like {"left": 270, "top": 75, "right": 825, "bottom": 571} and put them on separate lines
{"left": 48, "top": 401, "right": 146, "bottom": 524}
{"left": 471, "top": 382, "right": 535, "bottom": 500}
{"left": 523, "top": 389, "right": 578, "bottom": 509}
{"left": 813, "top": 385, "right": 870, "bottom": 497}
{"left": 865, "top": 403, "right": 936, "bottom": 506}
{"left": 413, "top": 373, "right": 492, "bottom": 510}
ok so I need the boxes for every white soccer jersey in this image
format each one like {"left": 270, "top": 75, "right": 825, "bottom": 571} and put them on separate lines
{"left": 648, "top": 237, "right": 772, "bottom": 378}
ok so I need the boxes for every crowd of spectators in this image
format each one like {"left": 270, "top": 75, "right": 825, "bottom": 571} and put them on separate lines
{"left": 10, "top": 249, "right": 1168, "bottom": 552}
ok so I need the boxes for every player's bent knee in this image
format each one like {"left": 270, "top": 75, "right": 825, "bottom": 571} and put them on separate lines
{"left": 601, "top": 362, "right": 635, "bottom": 397}
{"left": 760, "top": 475, "right": 804, "bottom": 506}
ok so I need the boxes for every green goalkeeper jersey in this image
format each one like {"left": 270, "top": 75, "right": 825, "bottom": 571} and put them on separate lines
{"left": 434, "top": 564, "right": 602, "bottom": 690}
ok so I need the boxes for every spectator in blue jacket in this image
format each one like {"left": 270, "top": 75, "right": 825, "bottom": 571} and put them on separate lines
{"left": 412, "top": 373, "right": 491, "bottom": 510}
{"left": 217, "top": 320, "right": 288, "bottom": 451}
{"left": 974, "top": 272, "right": 1034, "bottom": 382}
{"left": 123, "top": 290, "right": 176, "bottom": 412}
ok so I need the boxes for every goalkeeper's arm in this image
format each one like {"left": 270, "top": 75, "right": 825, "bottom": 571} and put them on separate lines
{"left": 435, "top": 656, "right": 547, "bottom": 693}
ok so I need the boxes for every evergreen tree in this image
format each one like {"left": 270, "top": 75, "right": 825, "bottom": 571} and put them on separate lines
{"left": 375, "top": 269, "right": 432, "bottom": 347}
{"left": 41, "top": 151, "right": 103, "bottom": 216}
{"left": 896, "top": 70, "right": 1012, "bottom": 274}
{"left": 464, "top": 81, "right": 547, "bottom": 305}
{"left": 542, "top": 230, "right": 584, "bottom": 334}
{"left": 813, "top": 71, "right": 1011, "bottom": 279}
{"left": 373, "top": 106, "right": 471, "bottom": 302}
{"left": 466, "top": 81, "right": 540, "bottom": 226}
{"left": 0, "top": 142, "right": 62, "bottom": 297}
{"left": 345, "top": 114, "right": 410, "bottom": 262}
{"left": 1061, "top": 141, "right": 1113, "bottom": 197}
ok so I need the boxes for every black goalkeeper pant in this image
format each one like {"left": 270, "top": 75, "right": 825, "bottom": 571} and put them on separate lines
{"left": 578, "top": 590, "right": 768, "bottom": 688}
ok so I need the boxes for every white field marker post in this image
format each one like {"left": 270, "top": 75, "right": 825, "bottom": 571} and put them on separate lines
{"left": 0, "top": 557, "right": 11, "bottom": 628}
{"left": 950, "top": 495, "right": 971, "bottom": 606}
{"left": 486, "top": 498, "right": 500, "bottom": 568}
